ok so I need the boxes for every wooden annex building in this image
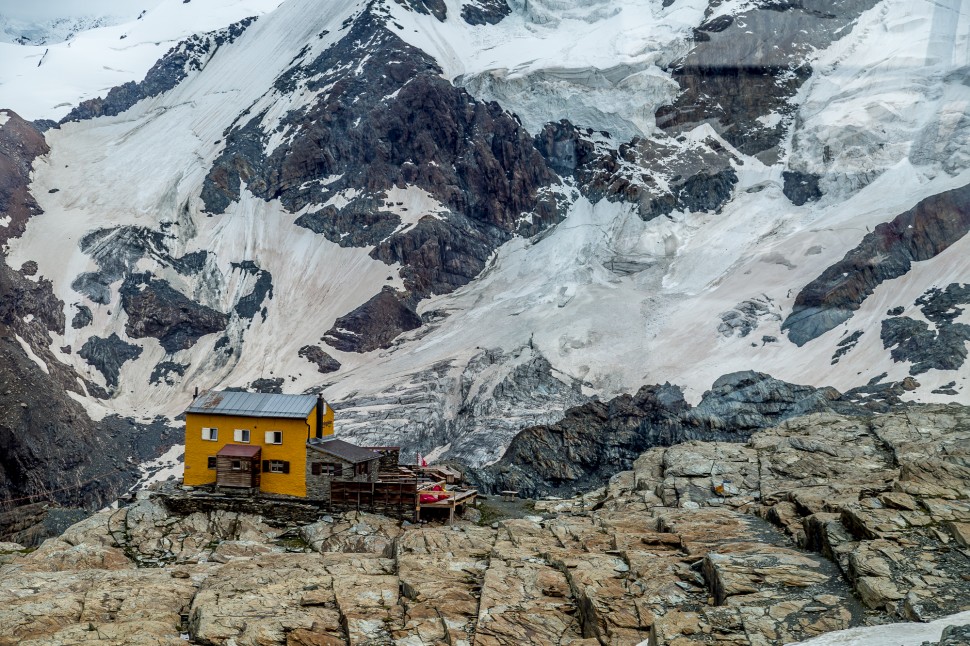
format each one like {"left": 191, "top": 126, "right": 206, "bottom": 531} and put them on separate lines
{"left": 214, "top": 444, "right": 261, "bottom": 491}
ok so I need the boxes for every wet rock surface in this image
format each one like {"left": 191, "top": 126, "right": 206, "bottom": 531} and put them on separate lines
{"left": 784, "top": 182, "right": 970, "bottom": 347}
{"left": 4, "top": 405, "right": 969, "bottom": 645}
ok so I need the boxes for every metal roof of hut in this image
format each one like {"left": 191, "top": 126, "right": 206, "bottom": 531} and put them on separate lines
{"left": 307, "top": 438, "right": 381, "bottom": 464}
{"left": 186, "top": 390, "right": 318, "bottom": 419}
{"left": 216, "top": 444, "right": 262, "bottom": 458}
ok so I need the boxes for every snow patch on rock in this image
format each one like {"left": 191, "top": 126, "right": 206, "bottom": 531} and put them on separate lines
{"left": 793, "top": 610, "right": 970, "bottom": 645}
{"left": 0, "top": 0, "right": 286, "bottom": 121}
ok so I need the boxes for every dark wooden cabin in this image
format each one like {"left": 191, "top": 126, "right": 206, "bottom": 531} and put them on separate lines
{"left": 215, "top": 444, "right": 262, "bottom": 490}
{"left": 305, "top": 438, "right": 381, "bottom": 502}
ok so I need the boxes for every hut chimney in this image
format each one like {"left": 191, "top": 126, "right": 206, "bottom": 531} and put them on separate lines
{"left": 316, "top": 393, "right": 324, "bottom": 439}
{"left": 193, "top": 386, "right": 199, "bottom": 399}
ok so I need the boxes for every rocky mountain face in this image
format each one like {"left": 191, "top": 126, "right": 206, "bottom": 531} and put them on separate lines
{"left": 0, "top": 0, "right": 968, "bottom": 517}
{"left": 0, "top": 112, "right": 172, "bottom": 515}
{"left": 2, "top": 405, "right": 970, "bottom": 646}
{"left": 198, "top": 5, "right": 564, "bottom": 352}
{"left": 470, "top": 370, "right": 907, "bottom": 497}
{"left": 784, "top": 182, "right": 970, "bottom": 347}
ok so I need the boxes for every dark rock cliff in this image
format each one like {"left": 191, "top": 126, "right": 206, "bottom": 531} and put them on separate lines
{"left": 201, "top": 7, "right": 563, "bottom": 352}
{"left": 0, "top": 113, "right": 49, "bottom": 250}
{"left": 784, "top": 181, "right": 970, "bottom": 346}
{"left": 60, "top": 18, "right": 257, "bottom": 124}
{"left": 656, "top": 0, "right": 880, "bottom": 161}
{"left": 0, "top": 110, "right": 170, "bottom": 524}
{"left": 469, "top": 371, "right": 873, "bottom": 497}
{"left": 535, "top": 120, "right": 740, "bottom": 220}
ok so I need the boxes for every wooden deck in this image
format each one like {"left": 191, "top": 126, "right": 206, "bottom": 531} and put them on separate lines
{"left": 416, "top": 483, "right": 478, "bottom": 524}
{"left": 330, "top": 480, "right": 420, "bottom": 520}
{"left": 327, "top": 475, "right": 477, "bottom": 524}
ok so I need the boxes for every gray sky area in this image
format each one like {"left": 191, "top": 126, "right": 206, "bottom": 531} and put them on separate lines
{"left": 0, "top": 0, "right": 161, "bottom": 23}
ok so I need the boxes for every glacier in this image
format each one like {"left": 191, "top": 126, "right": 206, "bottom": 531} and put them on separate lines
{"left": 0, "top": 0, "right": 966, "bottom": 473}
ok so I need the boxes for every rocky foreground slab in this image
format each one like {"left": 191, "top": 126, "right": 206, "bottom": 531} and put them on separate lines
{"left": 1, "top": 405, "right": 969, "bottom": 645}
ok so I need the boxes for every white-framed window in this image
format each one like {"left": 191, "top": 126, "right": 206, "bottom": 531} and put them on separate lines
{"left": 234, "top": 429, "right": 251, "bottom": 443}
{"left": 268, "top": 460, "right": 288, "bottom": 473}
{"left": 201, "top": 427, "right": 218, "bottom": 441}
{"left": 265, "top": 430, "right": 283, "bottom": 445}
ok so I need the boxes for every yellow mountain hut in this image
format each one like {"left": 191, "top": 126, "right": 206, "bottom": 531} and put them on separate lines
{"left": 183, "top": 390, "right": 334, "bottom": 497}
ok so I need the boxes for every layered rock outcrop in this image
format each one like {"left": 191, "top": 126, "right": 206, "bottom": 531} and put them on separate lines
{"left": 3, "top": 405, "right": 969, "bottom": 645}
{"left": 472, "top": 371, "right": 874, "bottom": 497}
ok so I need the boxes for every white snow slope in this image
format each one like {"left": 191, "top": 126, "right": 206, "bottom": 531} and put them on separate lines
{"left": 792, "top": 611, "right": 970, "bottom": 645}
{"left": 0, "top": 0, "right": 968, "bottom": 465}
{"left": 0, "top": 0, "right": 284, "bottom": 120}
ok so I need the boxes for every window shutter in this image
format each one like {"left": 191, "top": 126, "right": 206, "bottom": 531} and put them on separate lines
{"left": 312, "top": 462, "right": 321, "bottom": 476}
{"left": 262, "top": 460, "right": 269, "bottom": 472}
{"left": 334, "top": 464, "right": 342, "bottom": 478}
{"left": 282, "top": 461, "right": 290, "bottom": 474}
